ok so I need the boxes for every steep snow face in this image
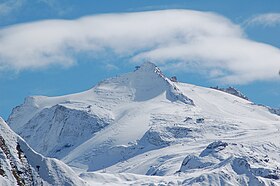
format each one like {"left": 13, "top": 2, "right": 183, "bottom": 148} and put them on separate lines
{"left": 17, "top": 105, "right": 111, "bottom": 159}
{"left": 0, "top": 117, "right": 87, "bottom": 186}
{"left": 6, "top": 62, "right": 280, "bottom": 185}
{"left": 129, "top": 62, "right": 193, "bottom": 104}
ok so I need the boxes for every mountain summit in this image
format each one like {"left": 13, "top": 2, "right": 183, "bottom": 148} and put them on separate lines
{"left": 7, "top": 62, "right": 280, "bottom": 185}
{"left": 96, "top": 61, "right": 194, "bottom": 104}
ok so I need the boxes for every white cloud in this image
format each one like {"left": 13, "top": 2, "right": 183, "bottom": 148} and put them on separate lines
{"left": 245, "top": 13, "right": 280, "bottom": 27}
{"left": 105, "top": 64, "right": 119, "bottom": 71}
{"left": 0, "top": 9, "right": 279, "bottom": 84}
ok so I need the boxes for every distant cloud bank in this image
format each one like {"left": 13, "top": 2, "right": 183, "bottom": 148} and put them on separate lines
{"left": 0, "top": 10, "right": 279, "bottom": 84}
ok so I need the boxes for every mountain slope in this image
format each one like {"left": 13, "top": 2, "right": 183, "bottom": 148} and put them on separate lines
{"left": 0, "top": 117, "right": 88, "bottom": 186}
{"left": 7, "top": 62, "right": 280, "bottom": 185}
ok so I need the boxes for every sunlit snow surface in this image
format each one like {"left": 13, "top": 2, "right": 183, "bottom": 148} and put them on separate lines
{"left": 7, "top": 62, "right": 280, "bottom": 185}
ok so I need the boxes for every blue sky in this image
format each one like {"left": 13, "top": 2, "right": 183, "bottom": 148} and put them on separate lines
{"left": 0, "top": 0, "right": 280, "bottom": 119}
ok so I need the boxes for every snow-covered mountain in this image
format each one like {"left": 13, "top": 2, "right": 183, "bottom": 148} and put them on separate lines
{"left": 7, "top": 62, "right": 193, "bottom": 161}
{"left": 0, "top": 117, "right": 88, "bottom": 185}
{"left": 7, "top": 62, "right": 280, "bottom": 185}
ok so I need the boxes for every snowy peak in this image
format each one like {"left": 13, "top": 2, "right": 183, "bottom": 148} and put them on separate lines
{"left": 6, "top": 62, "right": 192, "bottom": 161}
{"left": 133, "top": 61, "right": 165, "bottom": 80}
{"left": 134, "top": 61, "right": 159, "bottom": 73}
{"left": 131, "top": 62, "right": 194, "bottom": 104}
{"left": 95, "top": 61, "right": 194, "bottom": 104}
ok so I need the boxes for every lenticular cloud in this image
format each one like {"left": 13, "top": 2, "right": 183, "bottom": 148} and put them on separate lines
{"left": 0, "top": 9, "right": 279, "bottom": 84}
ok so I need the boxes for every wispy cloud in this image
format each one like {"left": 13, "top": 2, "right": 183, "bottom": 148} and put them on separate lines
{"left": 0, "top": 0, "right": 24, "bottom": 16}
{"left": 245, "top": 13, "right": 280, "bottom": 27}
{"left": 0, "top": 9, "right": 279, "bottom": 84}
{"left": 38, "top": 0, "right": 72, "bottom": 16}
{"left": 0, "top": 0, "right": 71, "bottom": 21}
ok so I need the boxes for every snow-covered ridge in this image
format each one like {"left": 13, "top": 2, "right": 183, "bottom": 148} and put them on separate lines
{"left": 210, "top": 86, "right": 249, "bottom": 100}
{"left": 253, "top": 104, "right": 280, "bottom": 117}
